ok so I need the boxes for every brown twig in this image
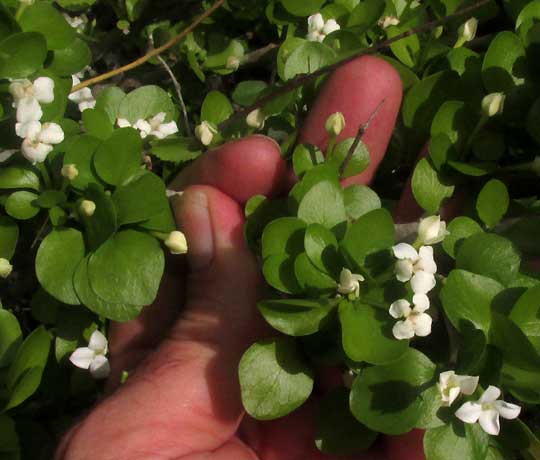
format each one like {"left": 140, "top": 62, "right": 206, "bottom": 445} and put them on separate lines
{"left": 71, "top": 0, "right": 226, "bottom": 92}
{"left": 218, "top": 0, "right": 490, "bottom": 131}
{"left": 339, "top": 98, "right": 386, "bottom": 178}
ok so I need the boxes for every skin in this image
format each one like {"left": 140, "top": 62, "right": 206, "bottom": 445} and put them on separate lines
{"left": 56, "top": 55, "right": 426, "bottom": 460}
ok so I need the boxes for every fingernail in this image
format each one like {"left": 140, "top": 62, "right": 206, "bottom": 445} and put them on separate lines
{"left": 176, "top": 189, "right": 214, "bottom": 271}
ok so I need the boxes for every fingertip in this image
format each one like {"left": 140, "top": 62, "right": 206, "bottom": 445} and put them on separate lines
{"left": 300, "top": 55, "right": 403, "bottom": 186}
{"left": 171, "top": 135, "right": 287, "bottom": 203}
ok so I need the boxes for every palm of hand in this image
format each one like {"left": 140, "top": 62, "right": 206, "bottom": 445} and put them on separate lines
{"left": 57, "top": 56, "right": 425, "bottom": 460}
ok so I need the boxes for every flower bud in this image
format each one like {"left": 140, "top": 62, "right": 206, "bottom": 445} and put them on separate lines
{"left": 80, "top": 200, "right": 96, "bottom": 217}
{"left": 378, "top": 15, "right": 400, "bottom": 29}
{"left": 226, "top": 56, "right": 240, "bottom": 71}
{"left": 61, "top": 164, "right": 79, "bottom": 181}
{"left": 165, "top": 231, "right": 188, "bottom": 255}
{"left": 0, "top": 258, "right": 13, "bottom": 278}
{"left": 195, "top": 121, "right": 217, "bottom": 146}
{"left": 325, "top": 112, "right": 346, "bottom": 137}
{"left": 246, "top": 109, "right": 265, "bottom": 129}
{"left": 481, "top": 92, "right": 505, "bottom": 117}
{"left": 417, "top": 215, "right": 448, "bottom": 245}
{"left": 458, "top": 17, "right": 478, "bottom": 43}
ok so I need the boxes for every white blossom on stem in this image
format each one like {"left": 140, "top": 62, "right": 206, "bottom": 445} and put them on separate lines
{"left": 392, "top": 243, "right": 437, "bottom": 294}
{"left": 389, "top": 294, "right": 432, "bottom": 340}
{"left": 69, "top": 330, "right": 110, "bottom": 379}
{"left": 438, "top": 371, "right": 479, "bottom": 407}
{"left": 337, "top": 268, "right": 364, "bottom": 298}
{"left": 118, "top": 113, "right": 178, "bottom": 140}
{"left": 165, "top": 231, "right": 188, "bottom": 255}
{"left": 19, "top": 121, "right": 64, "bottom": 164}
{"left": 69, "top": 75, "right": 96, "bottom": 112}
{"left": 10, "top": 77, "right": 55, "bottom": 107}
{"left": 195, "top": 121, "right": 217, "bottom": 146}
{"left": 455, "top": 386, "right": 521, "bottom": 435}
{"left": 306, "top": 13, "right": 340, "bottom": 42}
{"left": 417, "top": 215, "right": 449, "bottom": 245}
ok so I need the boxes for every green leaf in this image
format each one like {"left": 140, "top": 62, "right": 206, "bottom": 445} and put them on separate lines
{"left": 87, "top": 230, "right": 164, "bottom": 306}
{"left": 112, "top": 172, "right": 168, "bottom": 226}
{"left": 340, "top": 301, "right": 408, "bottom": 365}
{"left": 48, "top": 37, "right": 92, "bottom": 76}
{"left": 36, "top": 228, "right": 85, "bottom": 305}
{"left": 304, "top": 223, "right": 341, "bottom": 276}
{"left": 294, "top": 252, "right": 337, "bottom": 295}
{"left": 456, "top": 233, "right": 521, "bottom": 286}
{"left": 482, "top": 31, "right": 526, "bottom": 92}
{"left": 200, "top": 91, "right": 233, "bottom": 125}
{"left": 82, "top": 108, "right": 114, "bottom": 140}
{"left": 239, "top": 337, "right": 314, "bottom": 420}
{"left": 232, "top": 80, "right": 268, "bottom": 106}
{"left": 258, "top": 298, "right": 337, "bottom": 336}
{"left": 431, "top": 100, "right": 476, "bottom": 151}
{"left": 0, "top": 414, "right": 19, "bottom": 453}
{"left": 34, "top": 190, "right": 66, "bottom": 209}
{"left": 340, "top": 208, "right": 394, "bottom": 276}
{"left": 348, "top": 0, "right": 384, "bottom": 30}
{"left": 297, "top": 179, "right": 347, "bottom": 232}
{"left": 292, "top": 144, "right": 325, "bottom": 178}
{"left": 117, "top": 85, "right": 176, "bottom": 124}
{"left": 63, "top": 135, "right": 103, "bottom": 190}
{"left": 0, "top": 32, "right": 47, "bottom": 79}
{"left": 501, "top": 217, "right": 540, "bottom": 257}
{"left": 5, "top": 326, "right": 51, "bottom": 410}
{"left": 283, "top": 41, "right": 335, "bottom": 80}
{"left": 315, "top": 387, "right": 377, "bottom": 455}
{"left": 150, "top": 137, "right": 202, "bottom": 163}
{"left": 19, "top": 3, "right": 75, "bottom": 50}
{"left": 476, "top": 179, "right": 509, "bottom": 228}
{"left": 0, "top": 166, "right": 40, "bottom": 191}
{"left": 440, "top": 269, "right": 504, "bottom": 334}
{"left": 74, "top": 257, "right": 142, "bottom": 322}
{"left": 442, "top": 216, "right": 483, "bottom": 259}
{"left": 262, "top": 217, "right": 306, "bottom": 259}
{"left": 0, "top": 310, "right": 21, "bottom": 368}
{"left": 80, "top": 183, "right": 117, "bottom": 250}
{"left": 350, "top": 348, "right": 436, "bottom": 435}
{"left": 0, "top": 216, "right": 18, "bottom": 260}
{"left": 509, "top": 285, "right": 540, "bottom": 350}
{"left": 388, "top": 22, "right": 421, "bottom": 68}
{"left": 5, "top": 191, "right": 39, "bottom": 220}
{"left": 95, "top": 87, "right": 126, "bottom": 124}
{"left": 448, "top": 160, "right": 496, "bottom": 177}
{"left": 0, "top": 4, "right": 19, "bottom": 42}
{"left": 326, "top": 138, "right": 370, "bottom": 179}
{"left": 412, "top": 158, "right": 454, "bottom": 214}
{"left": 279, "top": 0, "right": 325, "bottom": 16}
{"left": 343, "top": 185, "right": 381, "bottom": 221}
{"left": 262, "top": 254, "right": 301, "bottom": 294}
{"left": 424, "top": 423, "right": 489, "bottom": 460}
{"left": 93, "top": 128, "right": 142, "bottom": 186}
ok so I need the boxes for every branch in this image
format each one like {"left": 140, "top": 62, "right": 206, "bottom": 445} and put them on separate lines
{"left": 218, "top": 0, "right": 490, "bottom": 131}
{"left": 71, "top": 0, "right": 226, "bottom": 92}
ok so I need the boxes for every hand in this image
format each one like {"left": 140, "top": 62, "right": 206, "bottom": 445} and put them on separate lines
{"left": 56, "top": 55, "right": 425, "bottom": 460}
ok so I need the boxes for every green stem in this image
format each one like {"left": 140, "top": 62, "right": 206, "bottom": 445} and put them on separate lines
{"left": 15, "top": 3, "right": 27, "bottom": 20}
{"left": 37, "top": 162, "right": 52, "bottom": 190}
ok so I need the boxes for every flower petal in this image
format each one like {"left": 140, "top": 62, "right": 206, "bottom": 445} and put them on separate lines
{"left": 412, "top": 312, "right": 432, "bottom": 337}
{"left": 38, "top": 123, "right": 64, "bottom": 145}
{"left": 457, "top": 375, "right": 479, "bottom": 396}
{"left": 16, "top": 97, "right": 43, "bottom": 123}
{"left": 89, "top": 354, "right": 110, "bottom": 379}
{"left": 21, "top": 140, "right": 52, "bottom": 163}
{"left": 308, "top": 13, "right": 324, "bottom": 32}
{"left": 389, "top": 299, "right": 411, "bottom": 319}
{"left": 392, "top": 320, "right": 415, "bottom": 340}
{"left": 16, "top": 120, "right": 41, "bottom": 139}
{"left": 412, "top": 293, "right": 430, "bottom": 312}
{"left": 392, "top": 243, "right": 418, "bottom": 261}
{"left": 322, "top": 19, "right": 340, "bottom": 35}
{"left": 439, "top": 370, "right": 455, "bottom": 388}
{"left": 479, "top": 409, "right": 500, "bottom": 436}
{"left": 88, "top": 330, "right": 108, "bottom": 354}
{"left": 33, "top": 77, "right": 55, "bottom": 104}
{"left": 69, "top": 347, "right": 95, "bottom": 369}
{"left": 479, "top": 385, "right": 501, "bottom": 404}
{"left": 117, "top": 118, "right": 132, "bottom": 128}
{"left": 410, "top": 271, "right": 436, "bottom": 294}
{"left": 417, "top": 246, "right": 437, "bottom": 274}
{"left": 494, "top": 401, "right": 521, "bottom": 420}
{"left": 158, "top": 121, "right": 179, "bottom": 137}
{"left": 455, "top": 402, "right": 482, "bottom": 424}
{"left": 395, "top": 260, "right": 413, "bottom": 282}
{"left": 445, "top": 386, "right": 461, "bottom": 407}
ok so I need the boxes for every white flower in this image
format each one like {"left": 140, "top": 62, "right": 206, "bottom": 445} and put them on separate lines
{"left": 20, "top": 121, "right": 64, "bottom": 164}
{"left": 10, "top": 77, "right": 55, "bottom": 107}
{"left": 69, "top": 330, "right": 110, "bottom": 379}
{"left": 458, "top": 17, "right": 478, "bottom": 42}
{"left": 306, "top": 13, "right": 340, "bottom": 42}
{"left": 63, "top": 13, "right": 88, "bottom": 32}
{"left": 15, "top": 97, "right": 43, "bottom": 126}
{"left": 389, "top": 294, "right": 432, "bottom": 340}
{"left": 392, "top": 243, "right": 437, "bottom": 294}
{"left": 117, "top": 118, "right": 132, "bottom": 128}
{"left": 455, "top": 386, "right": 521, "bottom": 435}
{"left": 482, "top": 93, "right": 505, "bottom": 118}
{"left": 69, "top": 75, "right": 96, "bottom": 112}
{"left": 0, "top": 258, "right": 13, "bottom": 278}
{"left": 325, "top": 112, "right": 346, "bottom": 137}
{"left": 246, "top": 108, "right": 265, "bottom": 129}
{"left": 195, "top": 121, "right": 217, "bottom": 146}
{"left": 337, "top": 268, "right": 364, "bottom": 298}
{"left": 165, "top": 231, "right": 188, "bottom": 254}
{"left": 120, "top": 113, "right": 178, "bottom": 140}
{"left": 417, "top": 215, "right": 449, "bottom": 245}
{"left": 438, "top": 371, "right": 479, "bottom": 407}
{"left": 378, "top": 15, "right": 400, "bottom": 29}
